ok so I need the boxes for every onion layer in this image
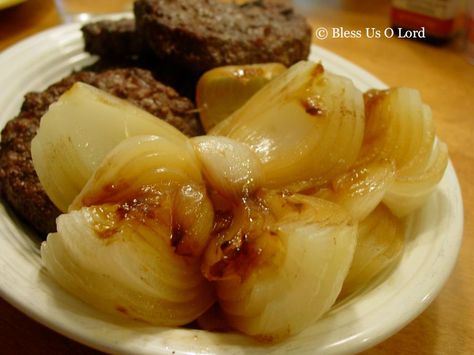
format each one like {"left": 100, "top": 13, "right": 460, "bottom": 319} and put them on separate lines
{"left": 31, "top": 83, "right": 188, "bottom": 211}
{"left": 196, "top": 63, "right": 287, "bottom": 132}
{"left": 202, "top": 191, "right": 357, "bottom": 341}
{"left": 317, "top": 159, "right": 396, "bottom": 221}
{"left": 41, "top": 133, "right": 217, "bottom": 325}
{"left": 361, "top": 88, "right": 448, "bottom": 216}
{"left": 383, "top": 140, "right": 448, "bottom": 216}
{"left": 191, "top": 136, "right": 264, "bottom": 201}
{"left": 71, "top": 134, "right": 213, "bottom": 257}
{"left": 340, "top": 204, "right": 404, "bottom": 297}
{"left": 41, "top": 206, "right": 215, "bottom": 326}
{"left": 210, "top": 61, "right": 365, "bottom": 188}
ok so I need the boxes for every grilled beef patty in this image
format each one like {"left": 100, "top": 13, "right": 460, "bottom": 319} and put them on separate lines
{"left": 82, "top": 18, "right": 144, "bottom": 59}
{"left": 134, "top": 0, "right": 312, "bottom": 73}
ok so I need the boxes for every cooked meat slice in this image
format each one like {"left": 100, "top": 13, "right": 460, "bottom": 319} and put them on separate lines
{"left": 81, "top": 21, "right": 199, "bottom": 100}
{"left": 134, "top": 0, "right": 312, "bottom": 73}
{"left": 0, "top": 115, "right": 60, "bottom": 235}
{"left": 0, "top": 68, "right": 203, "bottom": 237}
{"left": 81, "top": 18, "right": 144, "bottom": 58}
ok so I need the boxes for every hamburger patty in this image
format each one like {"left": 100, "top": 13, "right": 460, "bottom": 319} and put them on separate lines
{"left": 81, "top": 20, "right": 199, "bottom": 100}
{"left": 0, "top": 68, "right": 203, "bottom": 236}
{"left": 134, "top": 0, "right": 312, "bottom": 73}
{"left": 82, "top": 18, "right": 144, "bottom": 59}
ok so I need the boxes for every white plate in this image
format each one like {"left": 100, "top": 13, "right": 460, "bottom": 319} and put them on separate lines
{"left": 0, "top": 22, "right": 464, "bottom": 355}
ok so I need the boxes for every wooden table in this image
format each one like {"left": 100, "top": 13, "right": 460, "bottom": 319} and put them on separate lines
{"left": 0, "top": 0, "right": 472, "bottom": 354}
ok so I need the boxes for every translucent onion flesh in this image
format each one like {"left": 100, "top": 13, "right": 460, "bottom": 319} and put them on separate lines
{"left": 210, "top": 61, "right": 365, "bottom": 188}
{"left": 202, "top": 191, "right": 357, "bottom": 341}
{"left": 35, "top": 62, "right": 449, "bottom": 341}
{"left": 316, "top": 159, "right": 396, "bottom": 221}
{"left": 41, "top": 206, "right": 215, "bottom": 326}
{"left": 340, "top": 204, "right": 404, "bottom": 297}
{"left": 41, "top": 134, "right": 217, "bottom": 325}
{"left": 196, "top": 63, "right": 287, "bottom": 132}
{"left": 31, "top": 82, "right": 188, "bottom": 212}
{"left": 359, "top": 88, "right": 433, "bottom": 168}
{"left": 361, "top": 88, "right": 448, "bottom": 217}
{"left": 383, "top": 140, "right": 448, "bottom": 217}
{"left": 71, "top": 134, "right": 213, "bottom": 257}
{"left": 191, "top": 136, "right": 265, "bottom": 201}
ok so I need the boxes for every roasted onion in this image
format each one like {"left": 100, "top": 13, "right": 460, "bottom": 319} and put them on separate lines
{"left": 316, "top": 159, "right": 396, "bottom": 221}
{"left": 196, "top": 63, "right": 287, "bottom": 132}
{"left": 31, "top": 83, "right": 187, "bottom": 211}
{"left": 210, "top": 61, "right": 365, "bottom": 188}
{"left": 383, "top": 140, "right": 448, "bottom": 216}
{"left": 340, "top": 204, "right": 404, "bottom": 297}
{"left": 71, "top": 134, "right": 213, "bottom": 257}
{"left": 191, "top": 136, "right": 264, "bottom": 201}
{"left": 202, "top": 191, "right": 357, "bottom": 341}
{"left": 362, "top": 88, "right": 448, "bottom": 216}
{"left": 42, "top": 206, "right": 215, "bottom": 326}
{"left": 36, "top": 60, "right": 449, "bottom": 341}
{"left": 41, "top": 134, "right": 216, "bottom": 325}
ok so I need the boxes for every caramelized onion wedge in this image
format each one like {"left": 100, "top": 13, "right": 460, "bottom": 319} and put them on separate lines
{"left": 41, "top": 133, "right": 216, "bottom": 325}
{"left": 203, "top": 192, "right": 357, "bottom": 341}
{"left": 41, "top": 206, "right": 215, "bottom": 326}
{"left": 31, "top": 82, "right": 188, "bottom": 211}
{"left": 340, "top": 204, "right": 404, "bottom": 297}
{"left": 210, "top": 61, "right": 365, "bottom": 187}
{"left": 360, "top": 88, "right": 434, "bottom": 168}
{"left": 362, "top": 88, "right": 448, "bottom": 217}
{"left": 71, "top": 134, "right": 213, "bottom": 257}
{"left": 317, "top": 159, "right": 396, "bottom": 221}
{"left": 384, "top": 141, "right": 448, "bottom": 217}
{"left": 196, "top": 63, "right": 287, "bottom": 132}
{"left": 191, "top": 136, "right": 264, "bottom": 201}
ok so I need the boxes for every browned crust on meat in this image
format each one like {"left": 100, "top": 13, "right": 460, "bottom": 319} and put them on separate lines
{"left": 81, "top": 19, "right": 144, "bottom": 59}
{"left": 134, "top": 0, "right": 312, "bottom": 73}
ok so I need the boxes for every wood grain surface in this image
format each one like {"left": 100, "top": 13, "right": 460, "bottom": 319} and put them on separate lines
{"left": 0, "top": 0, "right": 472, "bottom": 354}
